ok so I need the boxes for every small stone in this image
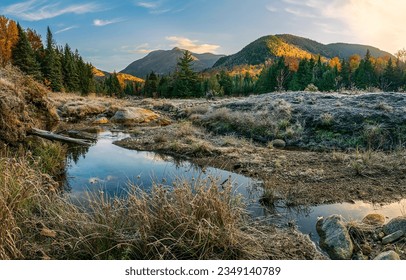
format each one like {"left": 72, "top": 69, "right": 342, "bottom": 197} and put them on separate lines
{"left": 378, "top": 231, "right": 385, "bottom": 239}
{"left": 353, "top": 253, "right": 368, "bottom": 260}
{"left": 270, "top": 139, "right": 286, "bottom": 149}
{"left": 382, "top": 230, "right": 404, "bottom": 245}
{"left": 383, "top": 216, "right": 406, "bottom": 235}
{"left": 373, "top": 250, "right": 400, "bottom": 260}
{"left": 362, "top": 213, "right": 386, "bottom": 226}
{"left": 92, "top": 117, "right": 109, "bottom": 124}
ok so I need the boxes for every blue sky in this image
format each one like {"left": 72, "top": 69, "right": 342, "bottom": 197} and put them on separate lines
{"left": 1, "top": 0, "right": 406, "bottom": 72}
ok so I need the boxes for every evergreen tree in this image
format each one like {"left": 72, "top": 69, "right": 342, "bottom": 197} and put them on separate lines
{"left": 354, "top": 50, "right": 377, "bottom": 89}
{"left": 62, "top": 44, "right": 79, "bottom": 92}
{"left": 173, "top": 50, "right": 201, "bottom": 97}
{"left": 144, "top": 71, "right": 158, "bottom": 97}
{"left": 218, "top": 70, "right": 233, "bottom": 95}
{"left": 11, "top": 23, "right": 41, "bottom": 79}
{"left": 43, "top": 27, "right": 63, "bottom": 91}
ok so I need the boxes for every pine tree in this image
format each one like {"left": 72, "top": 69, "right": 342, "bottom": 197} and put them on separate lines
{"left": 43, "top": 27, "right": 63, "bottom": 91}
{"left": 173, "top": 50, "right": 201, "bottom": 97}
{"left": 62, "top": 44, "right": 79, "bottom": 92}
{"left": 354, "top": 50, "right": 377, "bottom": 89}
{"left": 11, "top": 23, "right": 41, "bottom": 79}
{"left": 218, "top": 70, "right": 233, "bottom": 95}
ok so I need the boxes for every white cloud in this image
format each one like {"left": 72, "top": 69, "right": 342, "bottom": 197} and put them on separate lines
{"left": 308, "top": 0, "right": 406, "bottom": 53}
{"left": 93, "top": 18, "right": 124, "bottom": 27}
{"left": 266, "top": 5, "right": 278, "bottom": 12}
{"left": 137, "top": 1, "right": 158, "bottom": 9}
{"left": 55, "top": 25, "right": 78, "bottom": 34}
{"left": 285, "top": 7, "right": 316, "bottom": 18}
{"left": 166, "top": 36, "right": 220, "bottom": 53}
{"left": 0, "top": 0, "right": 100, "bottom": 21}
{"left": 123, "top": 43, "right": 158, "bottom": 54}
{"left": 136, "top": 1, "right": 172, "bottom": 14}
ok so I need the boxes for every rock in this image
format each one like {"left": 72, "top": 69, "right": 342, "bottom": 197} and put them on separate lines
{"left": 270, "top": 139, "right": 286, "bottom": 149}
{"left": 316, "top": 215, "right": 354, "bottom": 260}
{"left": 382, "top": 230, "right": 404, "bottom": 245}
{"left": 111, "top": 107, "right": 159, "bottom": 124}
{"left": 353, "top": 253, "right": 368, "bottom": 260}
{"left": 362, "top": 213, "right": 386, "bottom": 226}
{"left": 373, "top": 250, "right": 400, "bottom": 260}
{"left": 93, "top": 117, "right": 109, "bottom": 124}
{"left": 383, "top": 216, "right": 406, "bottom": 235}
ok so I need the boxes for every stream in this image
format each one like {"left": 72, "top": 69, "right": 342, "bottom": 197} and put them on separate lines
{"left": 65, "top": 131, "right": 406, "bottom": 242}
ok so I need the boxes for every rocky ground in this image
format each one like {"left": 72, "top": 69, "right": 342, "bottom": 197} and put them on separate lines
{"left": 48, "top": 90, "right": 406, "bottom": 259}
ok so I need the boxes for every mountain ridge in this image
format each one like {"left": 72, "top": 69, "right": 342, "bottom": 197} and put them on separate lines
{"left": 213, "top": 34, "right": 395, "bottom": 69}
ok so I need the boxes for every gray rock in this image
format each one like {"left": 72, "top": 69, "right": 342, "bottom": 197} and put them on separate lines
{"left": 316, "top": 215, "right": 354, "bottom": 260}
{"left": 382, "top": 230, "right": 404, "bottom": 245}
{"left": 110, "top": 107, "right": 158, "bottom": 124}
{"left": 383, "top": 216, "right": 406, "bottom": 235}
{"left": 270, "top": 139, "right": 286, "bottom": 149}
{"left": 373, "top": 250, "right": 400, "bottom": 260}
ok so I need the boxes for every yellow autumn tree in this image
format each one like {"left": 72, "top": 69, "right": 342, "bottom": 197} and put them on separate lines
{"left": 329, "top": 57, "right": 342, "bottom": 71}
{"left": 0, "top": 16, "right": 19, "bottom": 67}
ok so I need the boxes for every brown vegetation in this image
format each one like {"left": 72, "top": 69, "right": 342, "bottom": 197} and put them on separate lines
{"left": 0, "top": 66, "right": 59, "bottom": 144}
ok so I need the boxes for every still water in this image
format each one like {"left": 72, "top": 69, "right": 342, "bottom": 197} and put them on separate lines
{"left": 65, "top": 131, "right": 405, "bottom": 241}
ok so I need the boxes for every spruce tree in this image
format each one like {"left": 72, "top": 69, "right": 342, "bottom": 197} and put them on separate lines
{"left": 43, "top": 27, "right": 63, "bottom": 91}
{"left": 11, "top": 23, "right": 41, "bottom": 79}
{"left": 62, "top": 44, "right": 79, "bottom": 92}
{"left": 173, "top": 50, "right": 201, "bottom": 97}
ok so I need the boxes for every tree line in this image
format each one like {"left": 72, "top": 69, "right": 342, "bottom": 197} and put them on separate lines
{"left": 0, "top": 16, "right": 94, "bottom": 94}
{"left": 139, "top": 49, "right": 406, "bottom": 99}
{"left": 256, "top": 50, "right": 406, "bottom": 93}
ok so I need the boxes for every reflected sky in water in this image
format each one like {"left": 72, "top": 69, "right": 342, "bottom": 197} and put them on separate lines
{"left": 66, "top": 131, "right": 406, "bottom": 242}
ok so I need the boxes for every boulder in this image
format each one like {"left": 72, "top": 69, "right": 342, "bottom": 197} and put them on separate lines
{"left": 373, "top": 250, "right": 400, "bottom": 260}
{"left": 110, "top": 107, "right": 159, "bottom": 124}
{"left": 382, "top": 230, "right": 404, "bottom": 245}
{"left": 270, "top": 139, "right": 286, "bottom": 149}
{"left": 383, "top": 216, "right": 406, "bottom": 235}
{"left": 362, "top": 213, "right": 386, "bottom": 226}
{"left": 316, "top": 215, "right": 354, "bottom": 260}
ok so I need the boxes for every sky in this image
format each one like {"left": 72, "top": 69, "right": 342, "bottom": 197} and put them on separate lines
{"left": 1, "top": 0, "right": 406, "bottom": 72}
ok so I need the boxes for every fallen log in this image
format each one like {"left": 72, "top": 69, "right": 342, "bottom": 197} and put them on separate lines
{"left": 29, "top": 128, "right": 92, "bottom": 146}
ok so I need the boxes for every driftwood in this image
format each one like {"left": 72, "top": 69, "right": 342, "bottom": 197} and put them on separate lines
{"left": 29, "top": 128, "right": 91, "bottom": 146}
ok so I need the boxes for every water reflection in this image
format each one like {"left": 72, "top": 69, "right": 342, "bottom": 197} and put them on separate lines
{"left": 65, "top": 131, "right": 406, "bottom": 243}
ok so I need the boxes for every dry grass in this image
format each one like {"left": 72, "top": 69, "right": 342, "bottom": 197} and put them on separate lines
{"left": 0, "top": 66, "right": 58, "bottom": 144}
{"left": 0, "top": 148, "right": 58, "bottom": 259}
{"left": 199, "top": 99, "right": 301, "bottom": 142}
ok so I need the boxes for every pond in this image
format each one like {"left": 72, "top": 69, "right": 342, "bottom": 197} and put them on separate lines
{"left": 65, "top": 131, "right": 406, "bottom": 243}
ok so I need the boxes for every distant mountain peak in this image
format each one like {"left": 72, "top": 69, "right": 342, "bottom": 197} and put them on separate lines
{"left": 121, "top": 49, "right": 225, "bottom": 78}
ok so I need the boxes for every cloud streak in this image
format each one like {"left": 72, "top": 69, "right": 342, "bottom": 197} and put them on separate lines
{"left": 0, "top": 0, "right": 100, "bottom": 21}
{"left": 93, "top": 18, "right": 124, "bottom": 27}
{"left": 55, "top": 25, "right": 78, "bottom": 34}
{"left": 166, "top": 36, "right": 220, "bottom": 53}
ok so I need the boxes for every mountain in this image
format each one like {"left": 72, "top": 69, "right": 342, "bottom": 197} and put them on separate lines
{"left": 121, "top": 48, "right": 225, "bottom": 78}
{"left": 213, "top": 34, "right": 394, "bottom": 69}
